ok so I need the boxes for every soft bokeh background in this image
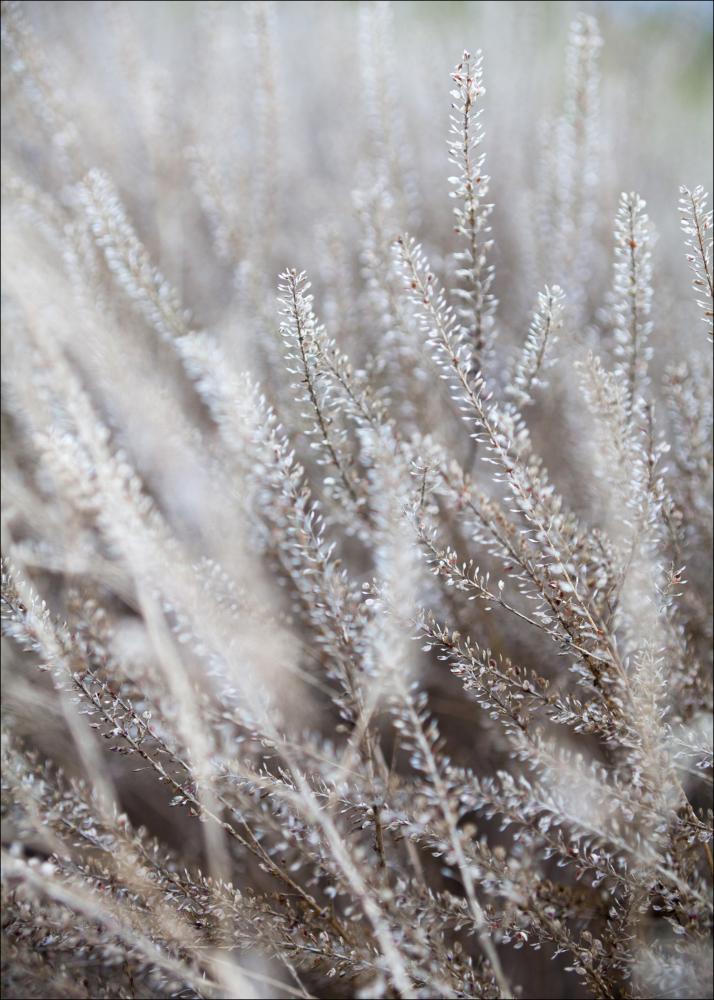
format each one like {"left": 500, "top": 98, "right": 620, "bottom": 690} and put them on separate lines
{"left": 5, "top": 0, "right": 712, "bottom": 336}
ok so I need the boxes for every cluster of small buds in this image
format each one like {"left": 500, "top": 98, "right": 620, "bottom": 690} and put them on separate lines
{"left": 1, "top": 5, "right": 712, "bottom": 999}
